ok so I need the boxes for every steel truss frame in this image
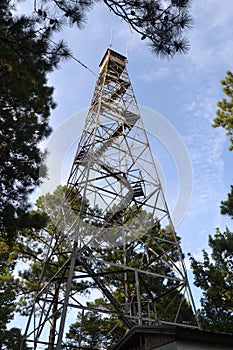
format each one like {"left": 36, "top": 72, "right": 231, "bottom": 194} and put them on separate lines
{"left": 21, "top": 49, "right": 199, "bottom": 350}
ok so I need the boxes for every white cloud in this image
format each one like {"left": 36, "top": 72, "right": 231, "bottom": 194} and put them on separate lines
{"left": 139, "top": 67, "right": 170, "bottom": 82}
{"left": 189, "top": 0, "right": 233, "bottom": 70}
{"left": 17, "top": 0, "right": 231, "bottom": 267}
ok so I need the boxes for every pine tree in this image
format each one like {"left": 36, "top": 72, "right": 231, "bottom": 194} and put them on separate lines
{"left": 220, "top": 185, "right": 233, "bottom": 219}
{"left": 191, "top": 70, "right": 233, "bottom": 332}
{"left": 33, "top": 0, "right": 193, "bottom": 58}
{"left": 0, "top": 1, "right": 69, "bottom": 240}
{"left": 66, "top": 230, "right": 194, "bottom": 349}
{"left": 1, "top": 0, "right": 193, "bottom": 238}
{"left": 0, "top": 240, "right": 17, "bottom": 333}
{"left": 16, "top": 186, "right": 91, "bottom": 346}
{"left": 213, "top": 70, "right": 233, "bottom": 150}
{"left": 66, "top": 311, "right": 124, "bottom": 349}
{"left": 0, "top": 237, "right": 29, "bottom": 349}
{"left": 18, "top": 186, "right": 194, "bottom": 348}
{"left": 190, "top": 228, "right": 233, "bottom": 333}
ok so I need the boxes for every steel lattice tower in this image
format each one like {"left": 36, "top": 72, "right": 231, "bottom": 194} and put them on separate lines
{"left": 21, "top": 49, "right": 198, "bottom": 350}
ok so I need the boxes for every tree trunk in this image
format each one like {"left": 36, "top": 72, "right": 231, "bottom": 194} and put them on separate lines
{"left": 48, "top": 283, "right": 59, "bottom": 350}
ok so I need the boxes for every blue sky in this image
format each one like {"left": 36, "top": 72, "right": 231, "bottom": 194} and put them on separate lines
{"left": 18, "top": 0, "right": 233, "bottom": 309}
{"left": 41, "top": 0, "right": 233, "bottom": 255}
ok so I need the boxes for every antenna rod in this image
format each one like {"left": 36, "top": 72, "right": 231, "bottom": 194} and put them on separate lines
{"left": 110, "top": 29, "right": 112, "bottom": 48}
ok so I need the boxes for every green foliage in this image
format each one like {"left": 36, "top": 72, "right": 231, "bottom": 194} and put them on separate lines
{"left": 0, "top": 0, "right": 190, "bottom": 344}
{"left": 213, "top": 71, "right": 233, "bottom": 150}
{"left": 65, "top": 225, "right": 194, "bottom": 348}
{"left": 202, "top": 70, "right": 233, "bottom": 332}
{"left": 66, "top": 312, "right": 124, "bottom": 349}
{"left": 16, "top": 186, "right": 66, "bottom": 313}
{"left": 190, "top": 228, "right": 233, "bottom": 332}
{"left": 0, "top": 0, "right": 69, "bottom": 239}
{"left": 15, "top": 185, "right": 95, "bottom": 347}
{"left": 16, "top": 185, "right": 194, "bottom": 347}
{"left": 16, "top": 186, "right": 92, "bottom": 320}
{"left": 220, "top": 185, "right": 233, "bottom": 219}
{"left": 0, "top": 328, "right": 29, "bottom": 350}
{"left": 0, "top": 238, "right": 28, "bottom": 348}
{"left": 0, "top": 241, "right": 17, "bottom": 330}
{"left": 34, "top": 0, "right": 193, "bottom": 58}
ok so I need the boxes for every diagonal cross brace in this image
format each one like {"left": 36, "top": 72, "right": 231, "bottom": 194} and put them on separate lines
{"left": 76, "top": 250, "right": 134, "bottom": 330}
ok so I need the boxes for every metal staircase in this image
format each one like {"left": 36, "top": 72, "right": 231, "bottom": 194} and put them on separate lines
{"left": 21, "top": 48, "right": 198, "bottom": 350}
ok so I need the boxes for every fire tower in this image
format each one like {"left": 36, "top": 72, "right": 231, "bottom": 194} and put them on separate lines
{"left": 21, "top": 49, "right": 198, "bottom": 349}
